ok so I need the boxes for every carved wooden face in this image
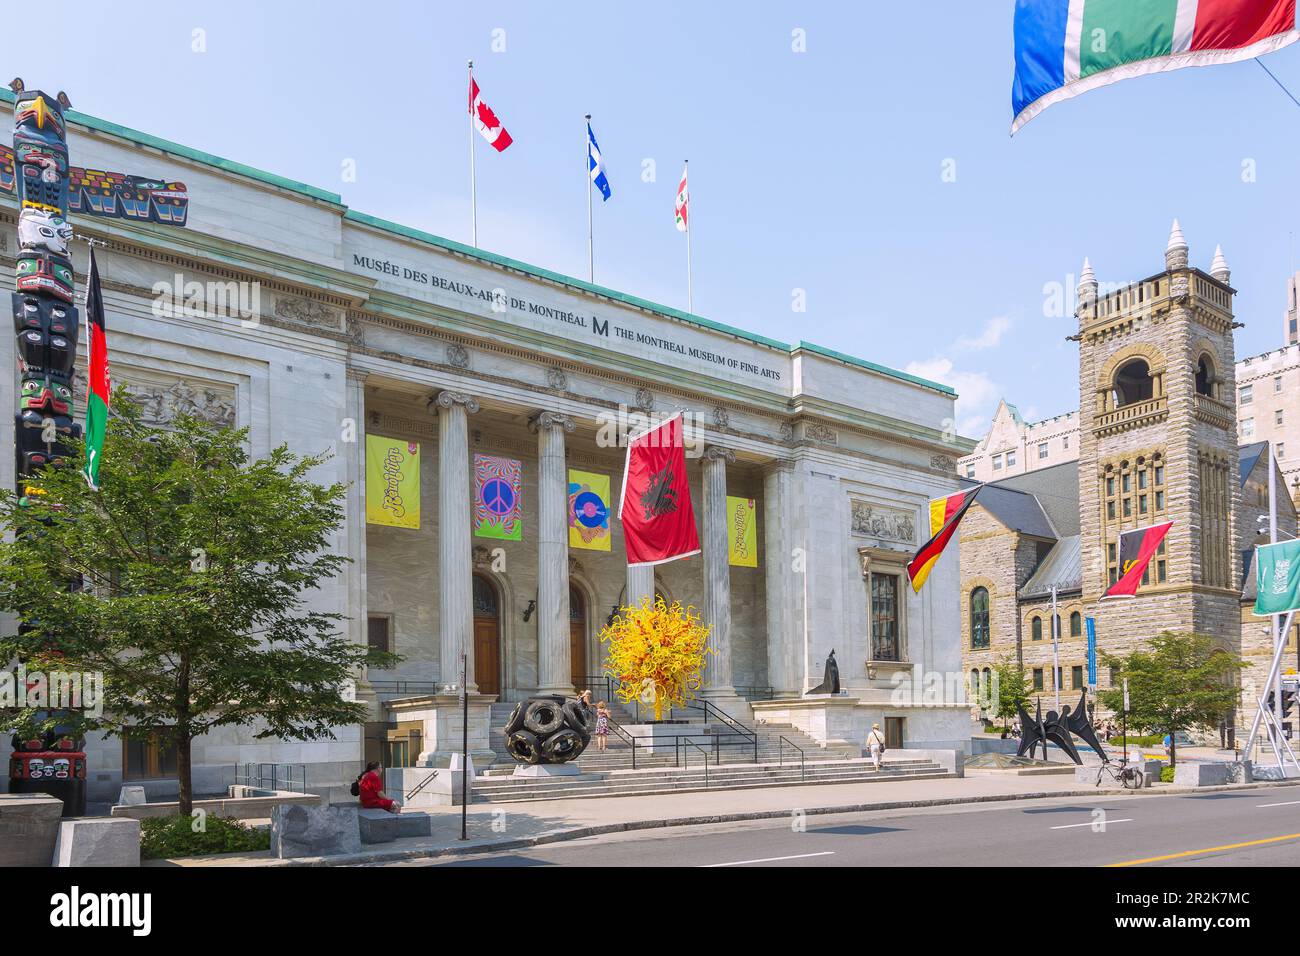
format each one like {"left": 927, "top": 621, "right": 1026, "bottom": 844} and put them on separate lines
{"left": 17, "top": 207, "right": 72, "bottom": 256}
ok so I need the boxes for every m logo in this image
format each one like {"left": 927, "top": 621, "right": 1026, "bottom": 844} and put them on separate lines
{"left": 640, "top": 465, "right": 679, "bottom": 521}
{"left": 592, "top": 316, "right": 609, "bottom": 337}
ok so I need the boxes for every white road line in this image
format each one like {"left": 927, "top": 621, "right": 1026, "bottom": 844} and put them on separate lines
{"left": 1050, "top": 818, "right": 1133, "bottom": 830}
{"left": 702, "top": 851, "right": 836, "bottom": 867}
{"left": 1257, "top": 800, "right": 1300, "bottom": 808}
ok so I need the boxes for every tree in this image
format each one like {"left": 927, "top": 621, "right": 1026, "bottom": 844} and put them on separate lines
{"left": 0, "top": 391, "right": 397, "bottom": 815}
{"left": 992, "top": 656, "right": 1033, "bottom": 732}
{"left": 1097, "top": 632, "right": 1243, "bottom": 767}
{"left": 600, "top": 596, "right": 712, "bottom": 721}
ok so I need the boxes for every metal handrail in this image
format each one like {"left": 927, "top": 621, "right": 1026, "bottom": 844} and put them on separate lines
{"left": 678, "top": 737, "right": 711, "bottom": 787}
{"left": 778, "top": 736, "right": 806, "bottom": 780}
{"left": 405, "top": 769, "right": 439, "bottom": 801}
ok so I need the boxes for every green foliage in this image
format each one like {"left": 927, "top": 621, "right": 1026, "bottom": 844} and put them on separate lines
{"left": 1160, "top": 766, "right": 1175, "bottom": 784}
{"left": 140, "top": 814, "right": 269, "bottom": 860}
{"left": 992, "top": 656, "right": 1033, "bottom": 725}
{"left": 0, "top": 391, "right": 399, "bottom": 810}
{"left": 1098, "top": 632, "right": 1243, "bottom": 767}
{"left": 1106, "top": 735, "right": 1163, "bottom": 747}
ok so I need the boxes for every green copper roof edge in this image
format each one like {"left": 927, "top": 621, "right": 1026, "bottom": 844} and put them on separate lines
{"left": 794, "top": 340, "right": 956, "bottom": 396}
{"left": 0, "top": 88, "right": 343, "bottom": 206}
{"left": 344, "top": 210, "right": 793, "bottom": 352}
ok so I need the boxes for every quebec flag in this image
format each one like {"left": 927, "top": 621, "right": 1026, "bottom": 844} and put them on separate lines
{"left": 1012, "top": 0, "right": 1298, "bottom": 134}
{"left": 588, "top": 122, "right": 611, "bottom": 201}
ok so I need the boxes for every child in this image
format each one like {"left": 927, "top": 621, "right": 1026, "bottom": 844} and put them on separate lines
{"left": 594, "top": 701, "right": 610, "bottom": 751}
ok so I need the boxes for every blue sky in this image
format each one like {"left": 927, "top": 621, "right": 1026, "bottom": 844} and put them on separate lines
{"left": 4, "top": 1, "right": 1300, "bottom": 437}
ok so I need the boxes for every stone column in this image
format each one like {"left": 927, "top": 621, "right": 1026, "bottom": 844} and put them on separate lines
{"left": 345, "top": 372, "right": 374, "bottom": 715}
{"left": 702, "top": 445, "right": 736, "bottom": 698}
{"left": 763, "top": 463, "right": 797, "bottom": 695}
{"left": 532, "top": 410, "right": 576, "bottom": 696}
{"left": 435, "top": 390, "right": 480, "bottom": 692}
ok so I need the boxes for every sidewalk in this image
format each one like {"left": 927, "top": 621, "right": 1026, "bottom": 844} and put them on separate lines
{"left": 150, "top": 770, "right": 1300, "bottom": 867}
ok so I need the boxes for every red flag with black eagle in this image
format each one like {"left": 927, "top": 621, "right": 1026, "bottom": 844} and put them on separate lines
{"left": 1103, "top": 521, "right": 1173, "bottom": 599}
{"left": 618, "top": 413, "right": 700, "bottom": 567}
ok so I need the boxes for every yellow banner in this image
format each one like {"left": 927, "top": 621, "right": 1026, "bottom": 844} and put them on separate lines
{"left": 727, "top": 496, "right": 757, "bottom": 567}
{"left": 366, "top": 434, "right": 421, "bottom": 529}
{"left": 568, "top": 469, "right": 612, "bottom": 551}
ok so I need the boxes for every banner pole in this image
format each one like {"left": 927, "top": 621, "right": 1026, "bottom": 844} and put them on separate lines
{"left": 1270, "top": 442, "right": 1283, "bottom": 735}
{"left": 1244, "top": 608, "right": 1296, "bottom": 763}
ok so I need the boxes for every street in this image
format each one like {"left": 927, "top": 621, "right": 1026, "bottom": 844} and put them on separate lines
{"left": 383, "top": 788, "right": 1300, "bottom": 867}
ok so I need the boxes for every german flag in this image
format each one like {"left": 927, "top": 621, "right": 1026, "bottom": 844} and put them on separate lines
{"left": 907, "top": 485, "right": 982, "bottom": 593}
{"left": 1103, "top": 521, "right": 1173, "bottom": 599}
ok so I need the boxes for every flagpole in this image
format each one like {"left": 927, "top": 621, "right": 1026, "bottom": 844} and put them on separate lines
{"left": 468, "top": 59, "right": 478, "bottom": 248}
{"left": 684, "top": 159, "right": 693, "bottom": 313}
{"left": 1051, "top": 584, "right": 1061, "bottom": 713}
{"left": 585, "top": 114, "right": 594, "bottom": 283}
{"left": 1270, "top": 440, "right": 1284, "bottom": 740}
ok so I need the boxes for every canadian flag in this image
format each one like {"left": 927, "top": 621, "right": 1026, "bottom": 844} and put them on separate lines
{"left": 469, "top": 77, "right": 513, "bottom": 152}
{"left": 674, "top": 164, "right": 689, "bottom": 232}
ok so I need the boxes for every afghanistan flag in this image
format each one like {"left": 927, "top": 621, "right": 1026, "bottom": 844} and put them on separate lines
{"left": 1104, "top": 521, "right": 1174, "bottom": 599}
{"left": 618, "top": 413, "right": 700, "bottom": 567}
{"left": 82, "top": 245, "right": 109, "bottom": 491}
{"left": 1013, "top": 0, "right": 1299, "bottom": 133}
{"left": 907, "top": 486, "right": 982, "bottom": 593}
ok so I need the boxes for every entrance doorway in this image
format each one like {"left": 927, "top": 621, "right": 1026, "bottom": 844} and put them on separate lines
{"left": 570, "top": 585, "right": 587, "bottom": 681}
{"left": 473, "top": 574, "right": 501, "bottom": 697}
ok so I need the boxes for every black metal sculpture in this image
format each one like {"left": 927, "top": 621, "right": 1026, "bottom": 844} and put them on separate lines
{"left": 1015, "top": 689, "right": 1108, "bottom": 765}
{"left": 805, "top": 649, "right": 840, "bottom": 695}
{"left": 503, "top": 695, "right": 591, "bottom": 764}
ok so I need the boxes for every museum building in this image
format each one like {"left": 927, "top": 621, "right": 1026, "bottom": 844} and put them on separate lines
{"left": 0, "top": 91, "right": 974, "bottom": 802}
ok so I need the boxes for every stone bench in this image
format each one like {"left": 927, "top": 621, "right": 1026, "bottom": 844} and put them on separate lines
{"left": 54, "top": 818, "right": 141, "bottom": 867}
{"left": 358, "top": 808, "right": 433, "bottom": 844}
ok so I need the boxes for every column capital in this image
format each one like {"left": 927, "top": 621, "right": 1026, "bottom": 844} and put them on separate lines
{"left": 431, "top": 390, "right": 481, "bottom": 414}
{"left": 529, "top": 410, "right": 576, "bottom": 434}
{"left": 704, "top": 445, "right": 735, "bottom": 464}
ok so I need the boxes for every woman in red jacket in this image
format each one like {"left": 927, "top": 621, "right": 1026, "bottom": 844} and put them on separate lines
{"left": 358, "top": 761, "right": 398, "bottom": 813}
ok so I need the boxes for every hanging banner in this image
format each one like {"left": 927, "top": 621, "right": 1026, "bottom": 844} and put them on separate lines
{"left": 1085, "top": 617, "right": 1097, "bottom": 690}
{"left": 1254, "top": 538, "right": 1300, "bottom": 617}
{"left": 474, "top": 454, "right": 523, "bottom": 541}
{"left": 568, "top": 469, "right": 611, "bottom": 551}
{"left": 726, "top": 496, "right": 757, "bottom": 567}
{"left": 366, "top": 435, "right": 421, "bottom": 529}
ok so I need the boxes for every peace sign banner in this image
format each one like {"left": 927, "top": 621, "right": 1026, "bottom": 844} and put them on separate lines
{"left": 365, "top": 435, "right": 421, "bottom": 530}
{"left": 474, "top": 454, "right": 523, "bottom": 541}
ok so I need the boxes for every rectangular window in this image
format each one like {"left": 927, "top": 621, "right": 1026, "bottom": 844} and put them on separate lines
{"left": 1063, "top": 435, "right": 1069, "bottom": 449}
{"left": 1123, "top": 498, "right": 1132, "bottom": 517}
{"left": 123, "top": 730, "right": 178, "bottom": 780}
{"left": 1122, "top": 473, "right": 1131, "bottom": 493}
{"left": 1276, "top": 376, "right": 1283, "bottom": 393}
{"left": 870, "top": 574, "right": 900, "bottom": 662}
{"left": 1276, "top": 409, "right": 1284, "bottom": 426}
{"left": 1155, "top": 490, "right": 1165, "bottom": 511}
{"left": 1006, "top": 450, "right": 1017, "bottom": 468}
{"left": 1109, "top": 665, "right": 1120, "bottom": 686}
{"left": 1138, "top": 470, "right": 1147, "bottom": 490}
{"left": 1242, "top": 418, "right": 1255, "bottom": 438}
{"left": 992, "top": 455, "right": 1003, "bottom": 471}
{"left": 1279, "top": 443, "right": 1286, "bottom": 460}
{"left": 1072, "top": 666, "right": 1083, "bottom": 690}
{"left": 1139, "top": 494, "right": 1148, "bottom": 514}
{"left": 1054, "top": 667, "right": 1063, "bottom": 692}
{"left": 965, "top": 464, "right": 975, "bottom": 478}
{"left": 1241, "top": 385, "right": 1253, "bottom": 404}
{"left": 1033, "top": 668, "right": 1044, "bottom": 691}
{"left": 367, "top": 615, "right": 392, "bottom": 653}
{"left": 1107, "top": 501, "right": 1116, "bottom": 520}
{"left": 1038, "top": 442, "right": 1049, "bottom": 460}
{"left": 1155, "top": 465, "right": 1164, "bottom": 484}
{"left": 1106, "top": 477, "right": 1115, "bottom": 496}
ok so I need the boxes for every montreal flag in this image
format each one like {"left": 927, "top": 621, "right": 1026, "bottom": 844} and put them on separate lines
{"left": 618, "top": 413, "right": 701, "bottom": 567}
{"left": 1013, "top": 0, "right": 1299, "bottom": 133}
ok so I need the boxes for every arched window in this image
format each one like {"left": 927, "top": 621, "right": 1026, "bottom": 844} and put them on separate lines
{"left": 1031, "top": 616, "right": 1043, "bottom": 641}
{"left": 969, "top": 587, "right": 990, "bottom": 649}
{"left": 1113, "top": 359, "right": 1153, "bottom": 407}
{"left": 1195, "top": 355, "right": 1215, "bottom": 397}
{"left": 970, "top": 669, "right": 980, "bottom": 698}
{"left": 982, "top": 668, "right": 991, "bottom": 698}
{"left": 1070, "top": 611, "right": 1082, "bottom": 637}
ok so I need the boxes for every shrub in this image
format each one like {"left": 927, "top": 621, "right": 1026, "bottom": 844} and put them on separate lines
{"left": 1160, "top": 766, "right": 1175, "bottom": 784}
{"left": 140, "top": 814, "right": 270, "bottom": 860}
{"left": 1107, "top": 734, "right": 1163, "bottom": 747}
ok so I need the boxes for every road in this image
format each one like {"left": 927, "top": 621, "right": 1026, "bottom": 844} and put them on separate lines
{"left": 381, "top": 789, "right": 1300, "bottom": 867}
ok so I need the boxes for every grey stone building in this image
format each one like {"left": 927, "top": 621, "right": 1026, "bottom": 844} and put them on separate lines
{"left": 0, "top": 91, "right": 974, "bottom": 802}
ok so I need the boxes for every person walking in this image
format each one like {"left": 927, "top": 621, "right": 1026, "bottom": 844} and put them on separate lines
{"left": 867, "top": 723, "right": 886, "bottom": 771}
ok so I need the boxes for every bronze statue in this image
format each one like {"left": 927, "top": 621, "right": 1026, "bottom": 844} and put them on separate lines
{"left": 503, "top": 695, "right": 592, "bottom": 764}
{"left": 1016, "top": 690, "right": 1108, "bottom": 765}
{"left": 805, "top": 650, "right": 840, "bottom": 695}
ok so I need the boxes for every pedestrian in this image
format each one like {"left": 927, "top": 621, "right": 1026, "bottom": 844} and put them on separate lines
{"left": 594, "top": 701, "right": 611, "bottom": 751}
{"left": 356, "top": 761, "right": 399, "bottom": 814}
{"left": 1163, "top": 732, "right": 1173, "bottom": 761}
{"left": 867, "top": 722, "right": 886, "bottom": 771}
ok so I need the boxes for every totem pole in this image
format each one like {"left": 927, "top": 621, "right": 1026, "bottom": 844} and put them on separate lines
{"left": 6, "top": 86, "right": 87, "bottom": 814}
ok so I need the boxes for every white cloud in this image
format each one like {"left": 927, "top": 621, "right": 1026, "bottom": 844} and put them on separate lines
{"left": 905, "top": 355, "right": 1002, "bottom": 440}
{"left": 953, "top": 315, "right": 1012, "bottom": 352}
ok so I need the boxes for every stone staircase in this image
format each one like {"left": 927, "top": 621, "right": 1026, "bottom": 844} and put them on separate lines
{"left": 470, "top": 756, "right": 951, "bottom": 803}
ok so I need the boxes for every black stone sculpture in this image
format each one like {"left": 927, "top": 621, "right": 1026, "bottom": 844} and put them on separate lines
{"left": 805, "top": 650, "right": 840, "bottom": 696}
{"left": 503, "top": 695, "right": 591, "bottom": 764}
{"left": 1015, "top": 689, "right": 1109, "bottom": 765}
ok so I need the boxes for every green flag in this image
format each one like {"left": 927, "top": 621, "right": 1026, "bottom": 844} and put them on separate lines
{"left": 1254, "top": 539, "right": 1300, "bottom": 617}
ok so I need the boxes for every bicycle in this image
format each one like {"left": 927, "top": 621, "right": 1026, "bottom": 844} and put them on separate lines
{"left": 1095, "top": 759, "right": 1144, "bottom": 790}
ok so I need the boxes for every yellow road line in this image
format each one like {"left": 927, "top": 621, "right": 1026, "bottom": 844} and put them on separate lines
{"left": 1107, "top": 831, "right": 1300, "bottom": 867}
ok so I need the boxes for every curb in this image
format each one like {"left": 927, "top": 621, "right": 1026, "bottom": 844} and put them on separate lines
{"left": 185, "top": 775, "right": 1300, "bottom": 867}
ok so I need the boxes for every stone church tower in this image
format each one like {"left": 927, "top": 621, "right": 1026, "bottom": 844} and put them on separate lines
{"left": 1077, "top": 222, "right": 1243, "bottom": 660}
